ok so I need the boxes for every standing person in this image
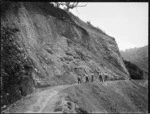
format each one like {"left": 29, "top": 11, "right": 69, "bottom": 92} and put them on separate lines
{"left": 98, "top": 71, "right": 103, "bottom": 82}
{"left": 85, "top": 75, "right": 89, "bottom": 83}
{"left": 103, "top": 72, "right": 108, "bottom": 82}
{"left": 91, "top": 73, "right": 94, "bottom": 82}
{"left": 77, "top": 76, "right": 81, "bottom": 84}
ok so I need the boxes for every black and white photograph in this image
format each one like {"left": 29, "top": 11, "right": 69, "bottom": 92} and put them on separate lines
{"left": 1, "top": 2, "right": 148, "bottom": 113}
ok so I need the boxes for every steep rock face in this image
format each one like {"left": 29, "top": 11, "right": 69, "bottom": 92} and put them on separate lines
{"left": 1, "top": 2, "right": 129, "bottom": 107}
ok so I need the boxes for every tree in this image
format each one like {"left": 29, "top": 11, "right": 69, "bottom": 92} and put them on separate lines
{"left": 52, "top": 2, "right": 87, "bottom": 12}
{"left": 64, "top": 2, "right": 87, "bottom": 12}
{"left": 50, "top": 2, "right": 64, "bottom": 8}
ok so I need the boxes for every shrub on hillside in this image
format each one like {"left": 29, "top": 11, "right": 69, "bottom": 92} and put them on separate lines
{"left": 1, "top": 26, "right": 34, "bottom": 107}
{"left": 123, "top": 60, "right": 144, "bottom": 80}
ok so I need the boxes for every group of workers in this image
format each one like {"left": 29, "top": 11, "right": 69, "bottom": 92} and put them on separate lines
{"left": 77, "top": 71, "right": 108, "bottom": 84}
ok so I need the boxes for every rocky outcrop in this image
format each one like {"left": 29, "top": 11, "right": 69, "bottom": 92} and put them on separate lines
{"left": 1, "top": 2, "right": 129, "bottom": 108}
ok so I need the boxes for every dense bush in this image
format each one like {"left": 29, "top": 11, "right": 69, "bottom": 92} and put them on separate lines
{"left": 1, "top": 26, "right": 34, "bottom": 107}
{"left": 0, "top": 2, "right": 20, "bottom": 18}
{"left": 123, "top": 60, "right": 143, "bottom": 80}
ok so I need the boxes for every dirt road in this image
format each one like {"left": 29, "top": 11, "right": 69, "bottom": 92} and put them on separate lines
{"left": 3, "top": 80, "right": 148, "bottom": 113}
{"left": 3, "top": 84, "right": 76, "bottom": 113}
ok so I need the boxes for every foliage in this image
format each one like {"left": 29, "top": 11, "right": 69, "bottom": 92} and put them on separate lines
{"left": 123, "top": 60, "right": 144, "bottom": 80}
{"left": 120, "top": 45, "right": 148, "bottom": 72}
{"left": 1, "top": 26, "right": 33, "bottom": 106}
{"left": 0, "top": 2, "right": 20, "bottom": 17}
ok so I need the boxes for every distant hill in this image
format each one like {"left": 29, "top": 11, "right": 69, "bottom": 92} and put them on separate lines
{"left": 120, "top": 45, "right": 148, "bottom": 72}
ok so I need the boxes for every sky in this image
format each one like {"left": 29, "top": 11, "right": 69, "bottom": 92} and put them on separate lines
{"left": 70, "top": 3, "right": 148, "bottom": 51}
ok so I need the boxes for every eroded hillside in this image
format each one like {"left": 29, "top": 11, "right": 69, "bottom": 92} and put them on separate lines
{"left": 1, "top": 2, "right": 131, "bottom": 110}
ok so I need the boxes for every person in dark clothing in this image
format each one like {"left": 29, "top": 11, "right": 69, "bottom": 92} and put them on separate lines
{"left": 85, "top": 76, "right": 89, "bottom": 83}
{"left": 77, "top": 76, "right": 81, "bottom": 84}
{"left": 99, "top": 75, "right": 103, "bottom": 82}
{"left": 98, "top": 72, "right": 103, "bottom": 82}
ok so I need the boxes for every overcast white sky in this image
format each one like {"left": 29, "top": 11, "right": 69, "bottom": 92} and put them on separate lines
{"left": 70, "top": 3, "right": 148, "bottom": 51}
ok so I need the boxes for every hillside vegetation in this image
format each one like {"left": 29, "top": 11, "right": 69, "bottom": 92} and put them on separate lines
{"left": 123, "top": 60, "right": 144, "bottom": 80}
{"left": 120, "top": 45, "right": 148, "bottom": 72}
